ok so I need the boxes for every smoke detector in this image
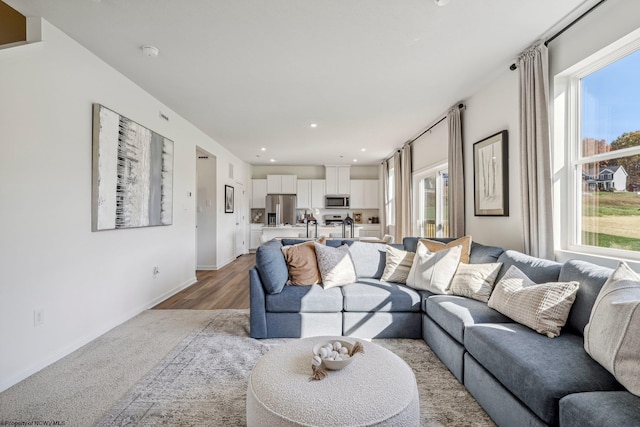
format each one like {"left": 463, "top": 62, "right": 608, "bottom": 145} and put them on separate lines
{"left": 142, "top": 45, "right": 159, "bottom": 57}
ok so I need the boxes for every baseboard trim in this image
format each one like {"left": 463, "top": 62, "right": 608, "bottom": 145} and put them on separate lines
{"left": 0, "top": 276, "right": 198, "bottom": 393}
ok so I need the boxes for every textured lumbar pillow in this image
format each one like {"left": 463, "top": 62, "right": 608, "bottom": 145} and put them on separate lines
{"left": 313, "top": 242, "right": 357, "bottom": 289}
{"left": 420, "top": 236, "right": 472, "bottom": 263}
{"left": 405, "top": 241, "right": 462, "bottom": 294}
{"left": 380, "top": 245, "right": 415, "bottom": 284}
{"left": 488, "top": 265, "right": 579, "bottom": 338}
{"left": 450, "top": 262, "right": 503, "bottom": 302}
{"left": 281, "top": 240, "right": 322, "bottom": 285}
{"left": 584, "top": 261, "right": 640, "bottom": 397}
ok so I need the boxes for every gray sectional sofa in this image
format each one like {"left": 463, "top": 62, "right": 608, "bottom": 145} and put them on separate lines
{"left": 249, "top": 237, "right": 640, "bottom": 427}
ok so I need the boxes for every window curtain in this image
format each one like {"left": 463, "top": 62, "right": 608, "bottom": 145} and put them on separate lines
{"left": 400, "top": 143, "right": 413, "bottom": 241}
{"left": 392, "top": 151, "right": 402, "bottom": 243}
{"left": 379, "top": 161, "right": 388, "bottom": 236}
{"left": 448, "top": 106, "right": 464, "bottom": 237}
{"left": 518, "top": 43, "right": 554, "bottom": 259}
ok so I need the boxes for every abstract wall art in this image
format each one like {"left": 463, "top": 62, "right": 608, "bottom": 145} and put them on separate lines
{"left": 92, "top": 104, "right": 174, "bottom": 231}
{"left": 473, "top": 130, "right": 509, "bottom": 216}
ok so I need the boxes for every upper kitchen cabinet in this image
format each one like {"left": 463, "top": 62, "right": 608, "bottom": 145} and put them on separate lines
{"left": 251, "top": 179, "right": 267, "bottom": 208}
{"left": 350, "top": 179, "right": 379, "bottom": 209}
{"left": 297, "top": 179, "right": 326, "bottom": 209}
{"left": 267, "top": 175, "right": 297, "bottom": 194}
{"left": 325, "top": 166, "right": 350, "bottom": 195}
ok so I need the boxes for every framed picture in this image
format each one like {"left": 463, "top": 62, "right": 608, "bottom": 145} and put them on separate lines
{"left": 353, "top": 212, "right": 362, "bottom": 224}
{"left": 92, "top": 104, "right": 174, "bottom": 231}
{"left": 225, "top": 185, "right": 234, "bottom": 213}
{"left": 473, "top": 130, "right": 509, "bottom": 216}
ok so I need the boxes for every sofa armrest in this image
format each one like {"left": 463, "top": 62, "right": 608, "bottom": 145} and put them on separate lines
{"left": 249, "top": 267, "right": 268, "bottom": 338}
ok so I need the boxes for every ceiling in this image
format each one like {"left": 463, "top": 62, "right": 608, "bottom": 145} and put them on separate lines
{"left": 7, "top": 0, "right": 594, "bottom": 166}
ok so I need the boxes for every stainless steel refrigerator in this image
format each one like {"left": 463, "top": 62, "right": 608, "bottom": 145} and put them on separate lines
{"left": 265, "top": 194, "right": 297, "bottom": 226}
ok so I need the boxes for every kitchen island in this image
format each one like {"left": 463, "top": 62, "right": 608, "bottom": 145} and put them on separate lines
{"left": 260, "top": 224, "right": 362, "bottom": 241}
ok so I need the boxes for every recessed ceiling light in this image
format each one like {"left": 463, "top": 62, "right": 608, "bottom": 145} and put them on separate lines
{"left": 361, "top": 148, "right": 366, "bottom": 152}
{"left": 353, "top": 159, "right": 358, "bottom": 163}
{"left": 142, "top": 45, "right": 159, "bottom": 57}
{"left": 261, "top": 147, "right": 266, "bottom": 151}
{"left": 270, "top": 158, "right": 276, "bottom": 162}
{"left": 309, "top": 123, "right": 318, "bottom": 128}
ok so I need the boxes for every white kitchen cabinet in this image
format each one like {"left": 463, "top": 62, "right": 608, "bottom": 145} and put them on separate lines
{"left": 251, "top": 179, "right": 267, "bottom": 208}
{"left": 359, "top": 225, "right": 381, "bottom": 239}
{"left": 325, "top": 166, "right": 350, "bottom": 195}
{"left": 267, "top": 175, "right": 297, "bottom": 194}
{"left": 250, "top": 225, "right": 263, "bottom": 251}
{"left": 297, "top": 179, "right": 326, "bottom": 209}
{"left": 350, "top": 179, "right": 379, "bottom": 209}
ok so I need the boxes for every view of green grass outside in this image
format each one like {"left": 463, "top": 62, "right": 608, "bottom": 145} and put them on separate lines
{"left": 582, "top": 192, "right": 640, "bottom": 250}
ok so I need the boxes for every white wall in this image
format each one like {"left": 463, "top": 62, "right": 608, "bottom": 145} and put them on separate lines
{"left": 463, "top": 69, "right": 524, "bottom": 251}
{"left": 0, "top": 19, "right": 247, "bottom": 391}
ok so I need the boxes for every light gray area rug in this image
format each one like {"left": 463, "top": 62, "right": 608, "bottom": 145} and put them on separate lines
{"left": 99, "top": 310, "right": 494, "bottom": 426}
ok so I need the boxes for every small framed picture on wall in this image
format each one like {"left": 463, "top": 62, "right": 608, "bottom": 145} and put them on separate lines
{"left": 225, "top": 185, "right": 234, "bottom": 213}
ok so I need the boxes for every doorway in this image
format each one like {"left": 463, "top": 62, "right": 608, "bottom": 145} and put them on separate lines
{"left": 196, "top": 148, "right": 217, "bottom": 269}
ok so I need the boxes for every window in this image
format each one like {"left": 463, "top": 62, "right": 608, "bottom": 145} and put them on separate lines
{"left": 567, "top": 45, "right": 640, "bottom": 255}
{"left": 413, "top": 164, "right": 449, "bottom": 238}
{"left": 387, "top": 165, "right": 395, "bottom": 227}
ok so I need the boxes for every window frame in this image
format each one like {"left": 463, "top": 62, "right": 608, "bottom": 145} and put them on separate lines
{"left": 412, "top": 163, "right": 448, "bottom": 238}
{"left": 562, "top": 36, "right": 640, "bottom": 260}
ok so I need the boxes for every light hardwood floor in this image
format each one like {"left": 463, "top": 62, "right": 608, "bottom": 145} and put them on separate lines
{"left": 153, "top": 254, "right": 255, "bottom": 310}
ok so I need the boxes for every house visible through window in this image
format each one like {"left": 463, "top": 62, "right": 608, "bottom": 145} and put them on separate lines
{"left": 574, "top": 46, "right": 640, "bottom": 253}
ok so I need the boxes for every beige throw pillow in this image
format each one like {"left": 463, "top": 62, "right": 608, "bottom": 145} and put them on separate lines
{"left": 420, "top": 236, "right": 472, "bottom": 264}
{"left": 488, "top": 265, "right": 579, "bottom": 338}
{"left": 405, "top": 241, "right": 462, "bottom": 294}
{"left": 313, "top": 243, "right": 357, "bottom": 289}
{"left": 281, "top": 241, "right": 322, "bottom": 285}
{"left": 584, "top": 262, "right": 640, "bottom": 397}
{"left": 450, "top": 262, "right": 503, "bottom": 302}
{"left": 380, "top": 246, "right": 415, "bottom": 284}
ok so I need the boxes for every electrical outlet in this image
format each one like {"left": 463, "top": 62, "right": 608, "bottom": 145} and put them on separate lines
{"left": 153, "top": 266, "right": 160, "bottom": 278}
{"left": 33, "top": 309, "right": 44, "bottom": 327}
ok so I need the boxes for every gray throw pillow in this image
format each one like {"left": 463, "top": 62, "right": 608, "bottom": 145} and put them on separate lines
{"left": 314, "top": 243, "right": 357, "bottom": 289}
{"left": 584, "top": 262, "right": 640, "bottom": 397}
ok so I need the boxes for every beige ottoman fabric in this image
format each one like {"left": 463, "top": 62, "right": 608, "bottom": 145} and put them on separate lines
{"left": 246, "top": 336, "right": 420, "bottom": 426}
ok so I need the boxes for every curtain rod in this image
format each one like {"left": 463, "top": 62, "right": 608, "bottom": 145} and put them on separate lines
{"left": 381, "top": 103, "right": 465, "bottom": 164}
{"left": 409, "top": 103, "right": 464, "bottom": 145}
{"left": 509, "top": 0, "right": 607, "bottom": 71}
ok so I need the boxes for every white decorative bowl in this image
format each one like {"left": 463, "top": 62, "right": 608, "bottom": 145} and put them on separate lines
{"left": 312, "top": 340, "right": 356, "bottom": 370}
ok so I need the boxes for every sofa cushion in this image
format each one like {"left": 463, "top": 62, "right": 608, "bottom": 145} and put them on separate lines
{"left": 584, "top": 261, "right": 640, "bottom": 396}
{"left": 488, "top": 265, "right": 579, "bottom": 338}
{"left": 342, "top": 279, "right": 421, "bottom": 312}
{"left": 465, "top": 323, "right": 623, "bottom": 425}
{"left": 380, "top": 245, "right": 414, "bottom": 283}
{"left": 348, "top": 241, "right": 387, "bottom": 279}
{"left": 406, "top": 242, "right": 461, "bottom": 293}
{"left": 449, "top": 262, "right": 502, "bottom": 302}
{"left": 402, "top": 237, "right": 504, "bottom": 264}
{"left": 255, "top": 239, "right": 289, "bottom": 294}
{"left": 281, "top": 241, "right": 322, "bottom": 285}
{"left": 314, "top": 243, "right": 357, "bottom": 289}
{"left": 420, "top": 236, "right": 472, "bottom": 263}
{"left": 560, "top": 391, "right": 640, "bottom": 427}
{"left": 559, "top": 259, "right": 613, "bottom": 336}
{"left": 425, "top": 295, "right": 511, "bottom": 343}
{"left": 496, "top": 249, "right": 562, "bottom": 283}
{"left": 265, "top": 284, "right": 343, "bottom": 313}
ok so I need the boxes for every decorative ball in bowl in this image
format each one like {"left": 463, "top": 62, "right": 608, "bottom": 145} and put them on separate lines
{"left": 312, "top": 340, "right": 355, "bottom": 371}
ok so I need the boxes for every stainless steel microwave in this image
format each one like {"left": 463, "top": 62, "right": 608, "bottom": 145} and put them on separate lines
{"left": 325, "top": 195, "right": 350, "bottom": 209}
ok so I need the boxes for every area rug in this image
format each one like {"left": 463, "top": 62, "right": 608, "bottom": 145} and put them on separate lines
{"left": 99, "top": 309, "right": 494, "bottom": 426}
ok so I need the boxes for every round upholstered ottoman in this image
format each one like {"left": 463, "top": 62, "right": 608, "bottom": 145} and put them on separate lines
{"left": 246, "top": 336, "right": 419, "bottom": 426}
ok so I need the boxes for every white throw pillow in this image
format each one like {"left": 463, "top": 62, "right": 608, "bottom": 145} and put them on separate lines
{"left": 405, "top": 241, "right": 462, "bottom": 294}
{"left": 584, "top": 261, "right": 640, "bottom": 397}
{"left": 488, "top": 265, "right": 579, "bottom": 338}
{"left": 313, "top": 243, "right": 357, "bottom": 289}
{"left": 380, "top": 245, "right": 415, "bottom": 284}
{"left": 450, "top": 263, "right": 503, "bottom": 302}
